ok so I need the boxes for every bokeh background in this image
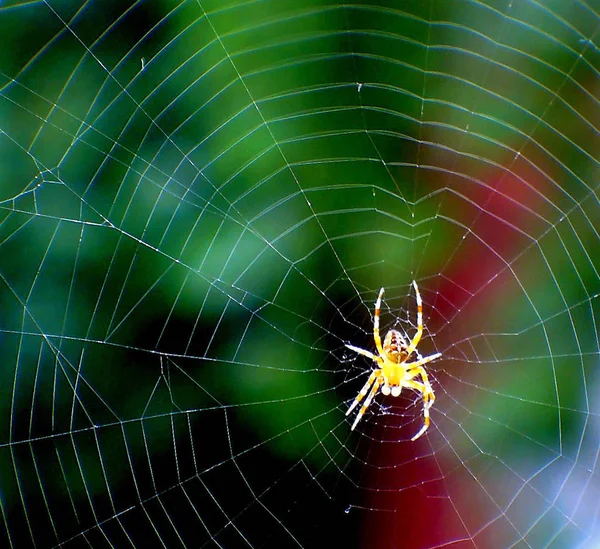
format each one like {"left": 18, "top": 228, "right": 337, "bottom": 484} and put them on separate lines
{"left": 0, "top": 1, "right": 599, "bottom": 548}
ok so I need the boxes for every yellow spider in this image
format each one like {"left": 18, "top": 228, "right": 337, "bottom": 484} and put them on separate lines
{"left": 345, "top": 281, "right": 442, "bottom": 440}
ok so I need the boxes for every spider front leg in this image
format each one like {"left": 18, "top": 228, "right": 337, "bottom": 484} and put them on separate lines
{"left": 405, "top": 280, "right": 424, "bottom": 356}
{"left": 373, "top": 287, "right": 385, "bottom": 356}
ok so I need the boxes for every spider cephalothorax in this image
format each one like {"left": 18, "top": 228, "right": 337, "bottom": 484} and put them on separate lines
{"left": 345, "top": 281, "right": 442, "bottom": 440}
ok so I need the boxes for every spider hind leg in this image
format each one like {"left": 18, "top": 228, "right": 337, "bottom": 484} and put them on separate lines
{"left": 346, "top": 370, "right": 378, "bottom": 418}
{"left": 350, "top": 378, "right": 381, "bottom": 430}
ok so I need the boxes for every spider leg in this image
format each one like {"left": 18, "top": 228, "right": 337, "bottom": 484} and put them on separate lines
{"left": 346, "top": 370, "right": 378, "bottom": 417}
{"left": 405, "top": 280, "right": 424, "bottom": 356}
{"left": 404, "top": 352, "right": 442, "bottom": 369}
{"left": 402, "top": 378, "right": 432, "bottom": 440}
{"left": 405, "top": 363, "right": 436, "bottom": 408}
{"left": 373, "top": 287, "right": 385, "bottom": 356}
{"left": 405, "top": 354, "right": 440, "bottom": 410}
{"left": 345, "top": 344, "right": 380, "bottom": 363}
{"left": 411, "top": 413, "right": 429, "bottom": 441}
{"left": 351, "top": 377, "right": 381, "bottom": 431}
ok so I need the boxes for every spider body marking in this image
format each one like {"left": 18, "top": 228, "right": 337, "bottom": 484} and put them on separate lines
{"left": 345, "top": 281, "right": 442, "bottom": 440}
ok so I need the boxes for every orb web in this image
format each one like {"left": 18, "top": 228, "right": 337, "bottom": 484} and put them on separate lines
{"left": 0, "top": 1, "right": 598, "bottom": 548}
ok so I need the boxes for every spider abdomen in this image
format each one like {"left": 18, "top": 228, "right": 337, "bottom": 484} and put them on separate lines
{"left": 383, "top": 329, "right": 409, "bottom": 363}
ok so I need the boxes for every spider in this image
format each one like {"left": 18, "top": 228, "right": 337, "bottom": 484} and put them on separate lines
{"left": 345, "top": 281, "right": 442, "bottom": 440}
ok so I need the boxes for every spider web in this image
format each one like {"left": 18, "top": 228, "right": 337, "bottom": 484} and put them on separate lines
{"left": 0, "top": 0, "right": 599, "bottom": 548}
